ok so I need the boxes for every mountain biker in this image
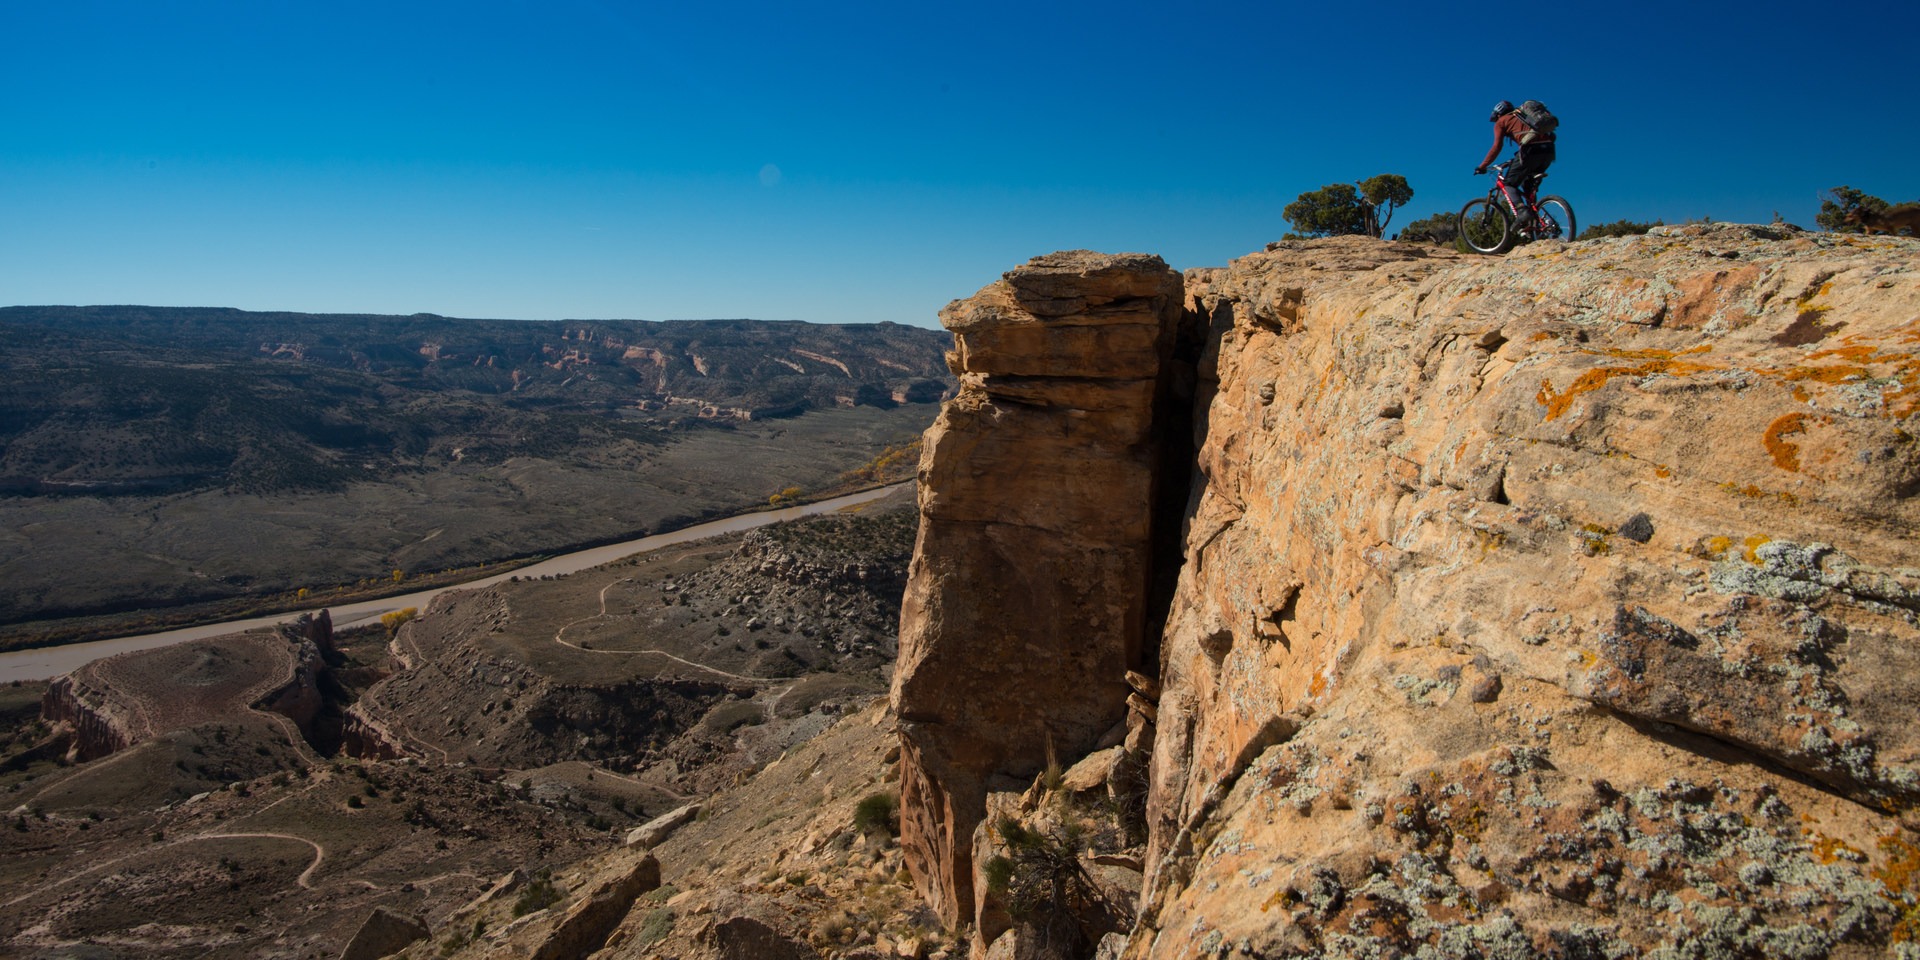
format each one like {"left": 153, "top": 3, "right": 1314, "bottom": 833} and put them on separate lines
{"left": 1474, "top": 100, "right": 1555, "bottom": 222}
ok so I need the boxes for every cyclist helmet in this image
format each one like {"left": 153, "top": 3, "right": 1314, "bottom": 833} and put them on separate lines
{"left": 1489, "top": 100, "right": 1515, "bottom": 121}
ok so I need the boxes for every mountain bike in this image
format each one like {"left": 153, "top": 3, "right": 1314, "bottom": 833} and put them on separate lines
{"left": 1457, "top": 161, "right": 1575, "bottom": 254}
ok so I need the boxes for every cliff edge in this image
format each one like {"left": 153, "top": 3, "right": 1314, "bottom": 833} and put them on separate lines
{"left": 897, "top": 226, "right": 1920, "bottom": 958}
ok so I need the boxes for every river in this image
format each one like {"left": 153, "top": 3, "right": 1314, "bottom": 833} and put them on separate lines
{"left": 0, "top": 482, "right": 913, "bottom": 684}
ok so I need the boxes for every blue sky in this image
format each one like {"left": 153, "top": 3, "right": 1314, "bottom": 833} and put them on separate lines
{"left": 3, "top": 0, "right": 1915, "bottom": 327}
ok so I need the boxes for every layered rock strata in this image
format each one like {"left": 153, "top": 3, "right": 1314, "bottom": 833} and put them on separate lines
{"left": 899, "top": 227, "right": 1920, "bottom": 957}
{"left": 891, "top": 251, "right": 1188, "bottom": 928}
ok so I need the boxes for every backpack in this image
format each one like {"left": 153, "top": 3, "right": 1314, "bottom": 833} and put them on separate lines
{"left": 1515, "top": 100, "right": 1558, "bottom": 143}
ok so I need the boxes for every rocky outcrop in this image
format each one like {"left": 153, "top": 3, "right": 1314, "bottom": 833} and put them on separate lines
{"left": 891, "top": 251, "right": 1189, "bottom": 929}
{"left": 338, "top": 907, "right": 428, "bottom": 960}
{"left": 40, "top": 670, "right": 138, "bottom": 762}
{"left": 42, "top": 628, "right": 326, "bottom": 761}
{"left": 625, "top": 802, "right": 702, "bottom": 849}
{"left": 898, "top": 228, "right": 1920, "bottom": 958}
{"left": 527, "top": 851, "right": 661, "bottom": 960}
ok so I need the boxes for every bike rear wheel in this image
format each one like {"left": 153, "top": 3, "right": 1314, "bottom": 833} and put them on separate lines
{"left": 1458, "top": 198, "right": 1511, "bottom": 254}
{"left": 1536, "top": 196, "right": 1576, "bottom": 242}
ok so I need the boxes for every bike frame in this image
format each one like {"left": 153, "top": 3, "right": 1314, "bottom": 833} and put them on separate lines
{"left": 1489, "top": 162, "right": 1544, "bottom": 232}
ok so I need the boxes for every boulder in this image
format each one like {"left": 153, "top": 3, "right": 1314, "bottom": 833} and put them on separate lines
{"left": 625, "top": 802, "right": 701, "bottom": 849}
{"left": 528, "top": 851, "right": 660, "bottom": 960}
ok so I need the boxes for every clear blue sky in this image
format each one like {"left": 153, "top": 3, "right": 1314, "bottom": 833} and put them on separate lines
{"left": 4, "top": 0, "right": 1915, "bottom": 327}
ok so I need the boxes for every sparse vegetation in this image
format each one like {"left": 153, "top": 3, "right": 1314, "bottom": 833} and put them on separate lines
{"left": 1579, "top": 218, "right": 1663, "bottom": 239}
{"left": 512, "top": 869, "right": 565, "bottom": 917}
{"left": 633, "top": 907, "right": 675, "bottom": 947}
{"left": 840, "top": 439, "right": 921, "bottom": 484}
{"left": 1817, "top": 185, "right": 1890, "bottom": 232}
{"left": 1284, "top": 175, "right": 1413, "bottom": 238}
{"left": 380, "top": 607, "right": 419, "bottom": 635}
{"left": 853, "top": 791, "right": 899, "bottom": 837}
{"left": 1393, "top": 210, "right": 1458, "bottom": 245}
{"left": 983, "top": 815, "right": 1107, "bottom": 954}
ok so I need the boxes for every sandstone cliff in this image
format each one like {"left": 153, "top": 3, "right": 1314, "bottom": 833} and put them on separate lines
{"left": 896, "top": 227, "right": 1920, "bottom": 958}
{"left": 891, "top": 251, "right": 1190, "bottom": 930}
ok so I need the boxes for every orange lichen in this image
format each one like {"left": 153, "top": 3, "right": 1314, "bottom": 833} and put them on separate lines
{"left": 1797, "top": 280, "right": 1836, "bottom": 304}
{"left": 1783, "top": 365, "right": 1869, "bottom": 384}
{"left": 1535, "top": 355, "right": 1719, "bottom": 421}
{"left": 1705, "top": 536, "right": 1733, "bottom": 558}
{"left": 1451, "top": 801, "right": 1488, "bottom": 839}
{"left": 1774, "top": 339, "right": 1920, "bottom": 417}
{"left": 1875, "top": 834, "right": 1920, "bottom": 942}
{"left": 1654, "top": 464, "right": 1673, "bottom": 479}
{"left": 1719, "top": 483, "right": 1799, "bottom": 505}
{"left": 1809, "top": 344, "right": 1878, "bottom": 363}
{"left": 1308, "top": 671, "right": 1328, "bottom": 698}
{"left": 1809, "top": 831, "right": 1865, "bottom": 865}
{"left": 1743, "top": 535, "right": 1772, "bottom": 563}
{"left": 1764, "top": 412, "right": 1813, "bottom": 472}
{"left": 1261, "top": 887, "right": 1299, "bottom": 913}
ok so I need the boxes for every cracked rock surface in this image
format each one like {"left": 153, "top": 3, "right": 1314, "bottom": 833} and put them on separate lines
{"left": 1135, "top": 227, "right": 1920, "bottom": 957}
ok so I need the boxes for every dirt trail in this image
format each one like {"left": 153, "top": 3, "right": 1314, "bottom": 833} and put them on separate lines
{"left": 1, "top": 829, "right": 327, "bottom": 907}
{"left": 548, "top": 578, "right": 783, "bottom": 685}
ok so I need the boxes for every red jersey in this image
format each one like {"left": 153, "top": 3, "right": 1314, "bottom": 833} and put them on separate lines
{"left": 1482, "top": 112, "right": 1554, "bottom": 168}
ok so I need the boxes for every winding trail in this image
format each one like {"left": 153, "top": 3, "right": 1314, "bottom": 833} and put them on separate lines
{"left": 547, "top": 578, "right": 787, "bottom": 687}
{"left": 1, "top": 830, "right": 326, "bottom": 907}
{"left": 193, "top": 832, "right": 328, "bottom": 889}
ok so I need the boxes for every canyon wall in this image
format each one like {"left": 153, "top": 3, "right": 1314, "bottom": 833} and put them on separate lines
{"left": 896, "top": 226, "right": 1920, "bottom": 957}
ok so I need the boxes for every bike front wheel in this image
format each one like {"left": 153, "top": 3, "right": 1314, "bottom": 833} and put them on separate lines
{"left": 1536, "top": 196, "right": 1576, "bottom": 242}
{"left": 1458, "top": 198, "right": 1511, "bottom": 254}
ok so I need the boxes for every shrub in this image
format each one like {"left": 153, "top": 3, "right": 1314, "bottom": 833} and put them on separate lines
{"left": 1580, "top": 218, "right": 1663, "bottom": 239}
{"left": 983, "top": 816, "right": 1111, "bottom": 953}
{"left": 634, "top": 908, "right": 674, "bottom": 947}
{"left": 853, "top": 791, "right": 899, "bottom": 837}
{"left": 1817, "top": 185, "right": 1889, "bottom": 232}
{"left": 513, "top": 870, "right": 564, "bottom": 916}
{"left": 380, "top": 607, "right": 419, "bottom": 634}
{"left": 1394, "top": 210, "right": 1458, "bottom": 245}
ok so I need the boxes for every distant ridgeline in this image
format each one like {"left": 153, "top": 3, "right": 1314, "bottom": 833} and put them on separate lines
{"left": 0, "top": 306, "right": 953, "bottom": 496}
